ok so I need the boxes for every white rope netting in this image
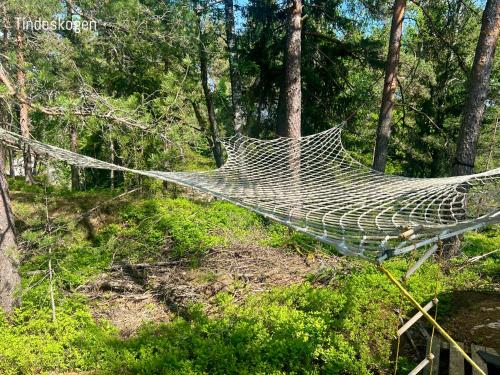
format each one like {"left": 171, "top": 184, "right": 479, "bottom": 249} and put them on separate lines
{"left": 1, "top": 125, "right": 499, "bottom": 262}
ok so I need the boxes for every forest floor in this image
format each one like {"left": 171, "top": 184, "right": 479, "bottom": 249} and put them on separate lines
{"left": 83, "top": 244, "right": 342, "bottom": 337}
{"left": 1, "top": 179, "right": 499, "bottom": 374}
{"left": 443, "top": 291, "right": 500, "bottom": 348}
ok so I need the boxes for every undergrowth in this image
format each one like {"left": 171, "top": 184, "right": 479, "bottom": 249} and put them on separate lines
{"left": 0, "top": 180, "right": 498, "bottom": 374}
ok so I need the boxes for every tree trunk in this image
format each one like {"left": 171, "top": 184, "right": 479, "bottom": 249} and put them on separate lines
{"left": 0, "top": 6, "right": 6, "bottom": 174}
{"left": 8, "top": 149, "right": 14, "bottom": 177}
{"left": 70, "top": 124, "right": 80, "bottom": 190}
{"left": 0, "top": 147, "right": 21, "bottom": 313}
{"left": 110, "top": 135, "right": 115, "bottom": 189}
{"left": 197, "top": 12, "right": 224, "bottom": 168}
{"left": 280, "top": 0, "right": 302, "bottom": 139}
{"left": 372, "top": 0, "right": 406, "bottom": 172}
{"left": 453, "top": 0, "right": 500, "bottom": 176}
{"left": 224, "top": 0, "right": 244, "bottom": 134}
{"left": 15, "top": 21, "right": 33, "bottom": 184}
{"left": 1, "top": 6, "right": 13, "bottom": 178}
{"left": 65, "top": 4, "right": 80, "bottom": 190}
{"left": 445, "top": 0, "right": 500, "bottom": 258}
{"left": 278, "top": 0, "right": 303, "bottom": 219}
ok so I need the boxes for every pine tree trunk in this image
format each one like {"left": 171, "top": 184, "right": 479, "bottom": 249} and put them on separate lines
{"left": 279, "top": 0, "right": 303, "bottom": 214}
{"left": 224, "top": 0, "right": 244, "bottom": 134}
{"left": 372, "top": 0, "right": 406, "bottom": 172}
{"left": 445, "top": 0, "right": 499, "bottom": 258}
{"left": 0, "top": 147, "right": 21, "bottom": 313}
{"left": 15, "top": 22, "right": 33, "bottom": 184}
{"left": 283, "top": 0, "right": 302, "bottom": 139}
{"left": 197, "top": 12, "right": 224, "bottom": 168}
{"left": 453, "top": 0, "right": 500, "bottom": 176}
{"left": 70, "top": 124, "right": 80, "bottom": 190}
{"left": 1, "top": 6, "right": 14, "bottom": 178}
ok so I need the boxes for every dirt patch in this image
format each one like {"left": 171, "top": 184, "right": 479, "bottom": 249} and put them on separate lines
{"left": 441, "top": 290, "right": 500, "bottom": 348}
{"left": 84, "top": 264, "right": 171, "bottom": 337}
{"left": 151, "top": 245, "right": 342, "bottom": 309}
{"left": 84, "top": 244, "right": 342, "bottom": 335}
{"left": 89, "top": 293, "right": 171, "bottom": 337}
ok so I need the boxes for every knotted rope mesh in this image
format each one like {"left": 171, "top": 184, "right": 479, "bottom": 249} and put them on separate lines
{"left": 1, "top": 125, "right": 499, "bottom": 262}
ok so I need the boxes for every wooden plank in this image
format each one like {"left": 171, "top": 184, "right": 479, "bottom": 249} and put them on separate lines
{"left": 409, "top": 357, "right": 432, "bottom": 375}
{"left": 398, "top": 300, "right": 436, "bottom": 336}
{"left": 403, "top": 244, "right": 438, "bottom": 280}
{"left": 477, "top": 346, "right": 500, "bottom": 373}
{"left": 449, "top": 341, "right": 465, "bottom": 375}
{"left": 424, "top": 336, "right": 441, "bottom": 375}
{"left": 471, "top": 344, "right": 488, "bottom": 375}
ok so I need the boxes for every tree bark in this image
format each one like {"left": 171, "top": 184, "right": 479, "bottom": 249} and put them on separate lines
{"left": 279, "top": 0, "right": 302, "bottom": 139}
{"left": 15, "top": 20, "right": 34, "bottom": 184}
{"left": 0, "top": 7, "right": 7, "bottom": 175}
{"left": 65, "top": 4, "right": 80, "bottom": 191}
{"left": 453, "top": 0, "right": 500, "bottom": 176}
{"left": 445, "top": 0, "right": 499, "bottom": 258}
{"left": 197, "top": 11, "right": 224, "bottom": 168}
{"left": 0, "top": 148, "right": 21, "bottom": 313}
{"left": 70, "top": 124, "right": 80, "bottom": 190}
{"left": 109, "top": 127, "right": 115, "bottom": 189}
{"left": 1, "top": 6, "right": 14, "bottom": 178}
{"left": 372, "top": 0, "right": 406, "bottom": 172}
{"left": 224, "top": 0, "right": 244, "bottom": 134}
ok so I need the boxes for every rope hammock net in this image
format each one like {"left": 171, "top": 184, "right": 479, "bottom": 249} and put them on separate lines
{"left": 1, "top": 124, "right": 499, "bottom": 262}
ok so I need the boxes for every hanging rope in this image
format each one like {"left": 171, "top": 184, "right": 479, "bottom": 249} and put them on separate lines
{"left": 393, "top": 286, "right": 404, "bottom": 375}
{"left": 427, "top": 239, "right": 442, "bottom": 375}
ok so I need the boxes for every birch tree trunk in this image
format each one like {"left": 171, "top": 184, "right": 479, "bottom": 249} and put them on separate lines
{"left": 224, "top": 0, "right": 244, "bottom": 134}
{"left": 453, "top": 0, "right": 500, "bottom": 176}
{"left": 372, "top": 0, "right": 406, "bottom": 172}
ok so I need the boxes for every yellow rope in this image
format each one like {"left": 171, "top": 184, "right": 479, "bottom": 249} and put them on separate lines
{"left": 428, "top": 241, "right": 441, "bottom": 375}
{"left": 393, "top": 246, "right": 417, "bottom": 375}
{"left": 393, "top": 291, "right": 403, "bottom": 375}
{"left": 378, "top": 264, "right": 486, "bottom": 375}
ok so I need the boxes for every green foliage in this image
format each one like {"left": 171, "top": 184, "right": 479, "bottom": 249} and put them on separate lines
{"left": 112, "top": 198, "right": 265, "bottom": 258}
{"left": 97, "top": 285, "right": 371, "bottom": 374}
{"left": 263, "top": 222, "right": 337, "bottom": 254}
{"left": 0, "top": 299, "right": 117, "bottom": 375}
{"left": 450, "top": 226, "right": 500, "bottom": 281}
{"left": 103, "top": 196, "right": 340, "bottom": 260}
{"left": 1, "top": 0, "right": 499, "bottom": 372}
{"left": 0, "top": 283, "right": 377, "bottom": 374}
{"left": 1, "top": 183, "right": 499, "bottom": 374}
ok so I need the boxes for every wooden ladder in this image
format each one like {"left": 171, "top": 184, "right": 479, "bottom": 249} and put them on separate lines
{"left": 423, "top": 336, "right": 499, "bottom": 375}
